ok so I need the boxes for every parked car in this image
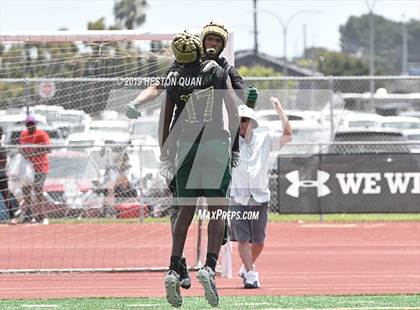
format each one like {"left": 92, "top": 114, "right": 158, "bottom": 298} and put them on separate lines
{"left": 399, "top": 111, "right": 420, "bottom": 119}
{"left": 380, "top": 116, "right": 420, "bottom": 131}
{"left": 129, "top": 116, "right": 160, "bottom": 142}
{"left": 256, "top": 109, "right": 330, "bottom": 157}
{"left": 402, "top": 129, "right": 420, "bottom": 141}
{"left": 338, "top": 111, "right": 385, "bottom": 130}
{"left": 402, "top": 129, "right": 420, "bottom": 153}
{"left": 45, "top": 151, "right": 103, "bottom": 217}
{"left": 66, "top": 131, "right": 131, "bottom": 154}
{"left": 101, "top": 132, "right": 132, "bottom": 148}
{"left": 0, "top": 113, "right": 47, "bottom": 133}
{"left": 54, "top": 109, "right": 91, "bottom": 135}
{"left": 257, "top": 109, "right": 321, "bottom": 125}
{"left": 87, "top": 120, "right": 130, "bottom": 135}
{"left": 326, "top": 128, "right": 411, "bottom": 154}
{"left": 29, "top": 105, "right": 64, "bottom": 124}
{"left": 99, "top": 110, "right": 122, "bottom": 120}
{"left": 65, "top": 132, "right": 104, "bottom": 153}
{"left": 46, "top": 150, "right": 140, "bottom": 218}
{"left": 128, "top": 145, "right": 170, "bottom": 217}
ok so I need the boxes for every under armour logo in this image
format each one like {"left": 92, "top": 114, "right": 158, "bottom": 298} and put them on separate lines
{"left": 285, "top": 170, "right": 331, "bottom": 198}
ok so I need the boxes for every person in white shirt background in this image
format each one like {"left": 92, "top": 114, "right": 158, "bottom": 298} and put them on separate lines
{"left": 230, "top": 97, "right": 292, "bottom": 288}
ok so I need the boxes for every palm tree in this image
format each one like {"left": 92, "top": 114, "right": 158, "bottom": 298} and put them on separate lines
{"left": 114, "top": 0, "right": 147, "bottom": 30}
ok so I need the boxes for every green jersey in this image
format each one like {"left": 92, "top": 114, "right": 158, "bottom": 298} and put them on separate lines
{"left": 166, "top": 60, "right": 228, "bottom": 143}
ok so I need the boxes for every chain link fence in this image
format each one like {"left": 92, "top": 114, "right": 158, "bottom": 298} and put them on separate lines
{"left": 0, "top": 143, "right": 173, "bottom": 222}
{"left": 1, "top": 76, "right": 419, "bottom": 218}
{"left": 1, "top": 76, "right": 419, "bottom": 113}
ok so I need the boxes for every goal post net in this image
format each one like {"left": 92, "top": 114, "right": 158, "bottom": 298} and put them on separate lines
{"left": 0, "top": 31, "right": 178, "bottom": 114}
{"left": 0, "top": 30, "right": 235, "bottom": 273}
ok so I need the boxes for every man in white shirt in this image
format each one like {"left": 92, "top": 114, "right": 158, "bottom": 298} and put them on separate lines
{"left": 230, "top": 97, "right": 292, "bottom": 288}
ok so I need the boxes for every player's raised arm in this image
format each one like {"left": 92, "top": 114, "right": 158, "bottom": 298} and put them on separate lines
{"left": 224, "top": 76, "right": 240, "bottom": 162}
{"left": 126, "top": 85, "right": 160, "bottom": 119}
{"left": 270, "top": 96, "right": 292, "bottom": 145}
{"left": 133, "top": 84, "right": 161, "bottom": 104}
{"left": 126, "top": 60, "right": 182, "bottom": 119}
{"left": 158, "top": 93, "right": 175, "bottom": 161}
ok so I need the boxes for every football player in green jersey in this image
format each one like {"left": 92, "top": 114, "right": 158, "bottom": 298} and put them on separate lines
{"left": 126, "top": 22, "right": 258, "bottom": 297}
{"left": 162, "top": 31, "right": 239, "bottom": 308}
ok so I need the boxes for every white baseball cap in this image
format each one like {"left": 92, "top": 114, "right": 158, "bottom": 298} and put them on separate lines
{"left": 238, "top": 105, "right": 259, "bottom": 128}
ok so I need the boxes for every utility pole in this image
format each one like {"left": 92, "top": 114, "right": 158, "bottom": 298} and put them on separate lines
{"left": 402, "top": 14, "right": 408, "bottom": 74}
{"left": 303, "top": 24, "right": 307, "bottom": 58}
{"left": 253, "top": 0, "right": 258, "bottom": 55}
{"left": 368, "top": 10, "right": 375, "bottom": 77}
{"left": 365, "top": 0, "right": 378, "bottom": 105}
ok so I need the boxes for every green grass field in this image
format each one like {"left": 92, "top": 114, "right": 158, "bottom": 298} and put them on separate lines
{"left": 1, "top": 295, "right": 419, "bottom": 309}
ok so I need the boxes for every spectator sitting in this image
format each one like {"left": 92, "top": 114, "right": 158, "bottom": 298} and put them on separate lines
{"left": 103, "top": 147, "right": 135, "bottom": 216}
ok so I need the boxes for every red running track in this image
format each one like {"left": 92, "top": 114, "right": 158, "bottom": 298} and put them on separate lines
{"left": 0, "top": 222, "right": 419, "bottom": 299}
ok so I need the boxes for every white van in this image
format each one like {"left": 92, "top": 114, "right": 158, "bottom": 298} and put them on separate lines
{"left": 55, "top": 109, "right": 91, "bottom": 135}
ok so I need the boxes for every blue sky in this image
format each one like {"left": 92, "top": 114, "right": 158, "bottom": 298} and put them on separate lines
{"left": 1, "top": 0, "right": 419, "bottom": 58}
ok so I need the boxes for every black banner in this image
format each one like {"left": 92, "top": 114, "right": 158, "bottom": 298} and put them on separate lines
{"left": 276, "top": 153, "right": 420, "bottom": 213}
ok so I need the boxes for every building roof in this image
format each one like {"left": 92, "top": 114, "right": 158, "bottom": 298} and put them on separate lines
{"left": 235, "top": 50, "right": 323, "bottom": 77}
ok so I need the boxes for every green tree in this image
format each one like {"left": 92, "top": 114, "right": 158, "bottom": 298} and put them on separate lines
{"left": 339, "top": 14, "right": 420, "bottom": 74}
{"left": 86, "top": 17, "right": 122, "bottom": 56}
{"left": 88, "top": 17, "right": 107, "bottom": 30}
{"left": 238, "top": 65, "right": 298, "bottom": 109}
{"left": 406, "top": 19, "right": 420, "bottom": 66}
{"left": 0, "top": 44, "right": 26, "bottom": 107}
{"left": 300, "top": 47, "right": 369, "bottom": 76}
{"left": 87, "top": 17, "right": 121, "bottom": 31}
{"left": 297, "top": 47, "right": 377, "bottom": 92}
{"left": 114, "top": 0, "right": 147, "bottom": 30}
{"left": 238, "top": 65, "right": 280, "bottom": 77}
{"left": 238, "top": 65, "right": 284, "bottom": 89}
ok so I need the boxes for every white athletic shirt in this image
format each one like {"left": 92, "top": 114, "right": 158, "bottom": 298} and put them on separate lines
{"left": 231, "top": 130, "right": 279, "bottom": 205}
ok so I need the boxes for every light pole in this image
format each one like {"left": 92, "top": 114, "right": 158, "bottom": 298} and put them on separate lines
{"left": 257, "top": 9, "right": 321, "bottom": 59}
{"left": 365, "top": 0, "right": 378, "bottom": 103}
{"left": 255, "top": 9, "right": 321, "bottom": 74}
{"left": 253, "top": 0, "right": 258, "bottom": 55}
